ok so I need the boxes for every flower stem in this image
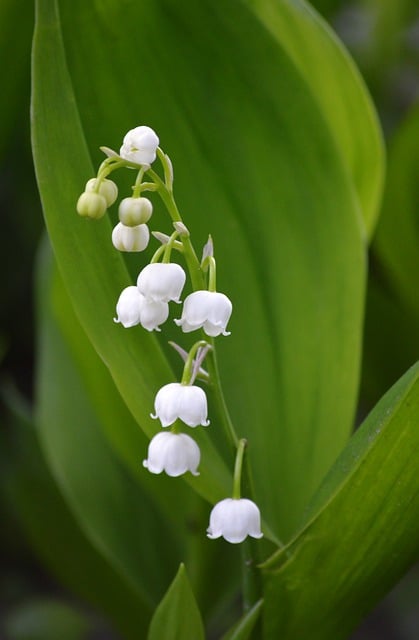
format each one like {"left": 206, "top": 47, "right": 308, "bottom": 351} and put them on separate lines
{"left": 232, "top": 438, "right": 247, "bottom": 499}
{"left": 132, "top": 167, "right": 145, "bottom": 197}
{"left": 147, "top": 168, "right": 203, "bottom": 291}
{"left": 181, "top": 340, "right": 210, "bottom": 385}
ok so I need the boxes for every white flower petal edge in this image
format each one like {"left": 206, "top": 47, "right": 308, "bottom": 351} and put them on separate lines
{"left": 207, "top": 498, "right": 263, "bottom": 544}
{"left": 143, "top": 432, "right": 200, "bottom": 477}
{"left": 114, "top": 287, "right": 168, "bottom": 331}
{"left": 137, "top": 263, "right": 186, "bottom": 303}
{"left": 140, "top": 299, "right": 169, "bottom": 332}
{"left": 175, "top": 290, "right": 232, "bottom": 336}
{"left": 120, "top": 126, "right": 159, "bottom": 166}
{"left": 114, "top": 286, "right": 143, "bottom": 328}
{"left": 151, "top": 382, "right": 209, "bottom": 427}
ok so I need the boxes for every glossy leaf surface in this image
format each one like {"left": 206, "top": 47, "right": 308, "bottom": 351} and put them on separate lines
{"left": 262, "top": 363, "right": 419, "bottom": 639}
{"left": 32, "top": 0, "right": 381, "bottom": 541}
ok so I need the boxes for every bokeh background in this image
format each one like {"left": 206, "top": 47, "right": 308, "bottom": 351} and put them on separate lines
{"left": 2, "top": 0, "right": 419, "bottom": 638}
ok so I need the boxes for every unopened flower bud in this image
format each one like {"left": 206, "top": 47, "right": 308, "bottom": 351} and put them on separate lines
{"left": 120, "top": 125, "right": 159, "bottom": 166}
{"left": 85, "top": 178, "right": 118, "bottom": 207}
{"left": 76, "top": 192, "right": 107, "bottom": 219}
{"left": 112, "top": 222, "right": 150, "bottom": 252}
{"left": 118, "top": 197, "right": 153, "bottom": 226}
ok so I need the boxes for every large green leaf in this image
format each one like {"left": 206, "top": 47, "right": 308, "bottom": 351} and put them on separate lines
{"left": 362, "top": 105, "right": 419, "bottom": 407}
{"left": 32, "top": 0, "right": 377, "bottom": 539}
{"left": 147, "top": 564, "right": 205, "bottom": 640}
{"left": 4, "top": 398, "right": 150, "bottom": 639}
{"left": 35, "top": 244, "right": 185, "bottom": 626}
{"left": 246, "top": 0, "right": 384, "bottom": 236}
{"left": 31, "top": 0, "right": 232, "bottom": 507}
{"left": 262, "top": 362, "right": 419, "bottom": 639}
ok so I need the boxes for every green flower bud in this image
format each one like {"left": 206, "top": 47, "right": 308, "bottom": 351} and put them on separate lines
{"left": 76, "top": 192, "right": 107, "bottom": 219}
{"left": 85, "top": 178, "right": 118, "bottom": 207}
{"left": 118, "top": 197, "right": 153, "bottom": 226}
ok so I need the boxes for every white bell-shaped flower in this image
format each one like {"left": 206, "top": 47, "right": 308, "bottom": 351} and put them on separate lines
{"left": 151, "top": 382, "right": 209, "bottom": 427}
{"left": 114, "top": 286, "right": 143, "bottom": 328}
{"left": 139, "top": 298, "right": 169, "bottom": 332}
{"left": 114, "top": 287, "right": 168, "bottom": 331}
{"left": 120, "top": 126, "right": 159, "bottom": 166}
{"left": 175, "top": 290, "right": 232, "bottom": 337}
{"left": 137, "top": 263, "right": 186, "bottom": 303}
{"left": 143, "top": 431, "right": 200, "bottom": 476}
{"left": 112, "top": 222, "right": 150, "bottom": 252}
{"left": 207, "top": 498, "right": 263, "bottom": 544}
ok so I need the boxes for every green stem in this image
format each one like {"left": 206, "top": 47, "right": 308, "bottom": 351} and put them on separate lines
{"left": 181, "top": 340, "right": 209, "bottom": 385}
{"left": 147, "top": 168, "right": 203, "bottom": 291}
{"left": 233, "top": 439, "right": 247, "bottom": 499}
{"left": 206, "top": 345, "right": 239, "bottom": 448}
{"left": 208, "top": 256, "right": 217, "bottom": 292}
{"left": 132, "top": 167, "right": 145, "bottom": 197}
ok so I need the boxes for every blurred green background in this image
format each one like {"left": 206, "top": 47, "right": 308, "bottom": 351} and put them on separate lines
{"left": 2, "top": 0, "right": 419, "bottom": 638}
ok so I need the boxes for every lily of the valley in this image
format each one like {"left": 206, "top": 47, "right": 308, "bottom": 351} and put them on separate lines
{"left": 114, "top": 286, "right": 168, "bottom": 331}
{"left": 120, "top": 125, "right": 159, "bottom": 166}
{"left": 112, "top": 222, "right": 150, "bottom": 252}
{"left": 137, "top": 262, "right": 186, "bottom": 303}
{"left": 152, "top": 382, "right": 209, "bottom": 427}
{"left": 143, "top": 431, "right": 200, "bottom": 476}
{"left": 175, "top": 290, "right": 232, "bottom": 337}
{"left": 207, "top": 498, "right": 263, "bottom": 544}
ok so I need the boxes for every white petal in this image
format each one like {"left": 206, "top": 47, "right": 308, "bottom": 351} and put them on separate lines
{"left": 207, "top": 498, "right": 262, "bottom": 544}
{"left": 137, "top": 263, "right": 186, "bottom": 303}
{"left": 140, "top": 299, "right": 169, "bottom": 331}
{"left": 153, "top": 383, "right": 183, "bottom": 427}
{"left": 143, "top": 432, "right": 200, "bottom": 477}
{"left": 114, "top": 286, "right": 143, "bottom": 328}
{"left": 178, "top": 385, "right": 209, "bottom": 427}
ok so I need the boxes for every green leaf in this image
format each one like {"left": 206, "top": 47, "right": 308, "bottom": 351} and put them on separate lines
{"left": 35, "top": 243, "right": 182, "bottom": 622}
{"left": 362, "top": 105, "right": 419, "bottom": 406}
{"left": 262, "top": 362, "right": 419, "bottom": 639}
{"left": 31, "top": 0, "right": 232, "bottom": 508}
{"left": 221, "top": 599, "right": 263, "bottom": 640}
{"left": 246, "top": 0, "right": 384, "bottom": 237}
{"left": 147, "top": 564, "right": 205, "bottom": 640}
{"left": 4, "top": 396, "right": 148, "bottom": 640}
{"left": 31, "top": 0, "right": 379, "bottom": 539}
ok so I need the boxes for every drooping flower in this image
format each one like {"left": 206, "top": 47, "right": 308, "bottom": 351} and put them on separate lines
{"left": 114, "top": 287, "right": 168, "bottom": 331}
{"left": 85, "top": 178, "right": 118, "bottom": 207}
{"left": 76, "top": 191, "right": 107, "bottom": 219}
{"left": 119, "top": 126, "right": 159, "bottom": 166}
{"left": 151, "top": 382, "right": 209, "bottom": 427}
{"left": 207, "top": 498, "right": 263, "bottom": 544}
{"left": 118, "top": 197, "right": 153, "bottom": 226}
{"left": 113, "top": 286, "right": 143, "bottom": 328}
{"left": 112, "top": 222, "right": 150, "bottom": 252}
{"left": 139, "top": 298, "right": 169, "bottom": 332}
{"left": 137, "top": 263, "right": 186, "bottom": 303}
{"left": 175, "top": 290, "right": 232, "bottom": 337}
{"left": 143, "top": 431, "right": 200, "bottom": 476}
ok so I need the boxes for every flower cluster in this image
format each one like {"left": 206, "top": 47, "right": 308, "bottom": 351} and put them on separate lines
{"left": 76, "top": 125, "right": 262, "bottom": 544}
